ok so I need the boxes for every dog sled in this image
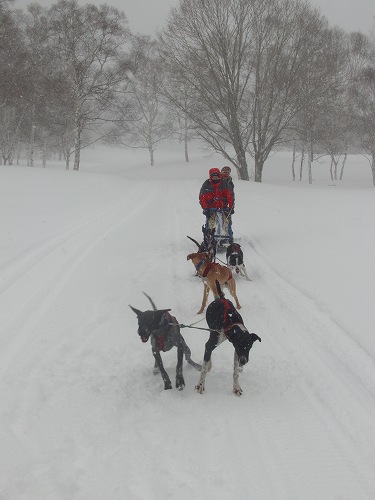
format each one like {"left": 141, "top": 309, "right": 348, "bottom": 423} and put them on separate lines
{"left": 205, "top": 208, "right": 232, "bottom": 251}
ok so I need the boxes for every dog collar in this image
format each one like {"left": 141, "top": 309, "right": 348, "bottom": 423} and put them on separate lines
{"left": 195, "top": 258, "right": 206, "bottom": 273}
{"left": 224, "top": 323, "right": 247, "bottom": 334}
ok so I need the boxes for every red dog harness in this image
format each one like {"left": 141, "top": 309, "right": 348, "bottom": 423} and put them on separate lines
{"left": 157, "top": 312, "right": 172, "bottom": 351}
{"left": 197, "top": 261, "right": 232, "bottom": 281}
{"left": 219, "top": 298, "right": 245, "bottom": 337}
{"left": 202, "top": 261, "right": 216, "bottom": 277}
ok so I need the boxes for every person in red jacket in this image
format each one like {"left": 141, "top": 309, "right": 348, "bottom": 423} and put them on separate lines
{"left": 199, "top": 168, "right": 234, "bottom": 243}
{"left": 199, "top": 168, "right": 234, "bottom": 211}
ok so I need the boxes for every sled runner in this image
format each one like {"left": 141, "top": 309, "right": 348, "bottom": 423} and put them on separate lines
{"left": 205, "top": 208, "right": 233, "bottom": 251}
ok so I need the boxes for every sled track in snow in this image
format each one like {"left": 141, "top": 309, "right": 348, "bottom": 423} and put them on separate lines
{"left": 0, "top": 182, "right": 158, "bottom": 380}
{"left": 239, "top": 237, "right": 375, "bottom": 496}
{"left": 2, "top": 172, "right": 375, "bottom": 499}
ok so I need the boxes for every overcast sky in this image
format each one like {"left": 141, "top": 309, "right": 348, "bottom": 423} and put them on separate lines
{"left": 14, "top": 0, "right": 375, "bottom": 35}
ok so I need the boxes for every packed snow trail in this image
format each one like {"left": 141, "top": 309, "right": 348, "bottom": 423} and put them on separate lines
{"left": 1, "top": 155, "right": 375, "bottom": 499}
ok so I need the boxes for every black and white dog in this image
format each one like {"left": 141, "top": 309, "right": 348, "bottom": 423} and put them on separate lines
{"left": 195, "top": 283, "right": 261, "bottom": 396}
{"left": 130, "top": 293, "right": 201, "bottom": 390}
{"left": 226, "top": 243, "right": 251, "bottom": 281}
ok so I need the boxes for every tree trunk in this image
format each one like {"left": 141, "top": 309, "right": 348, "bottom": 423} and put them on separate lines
{"left": 308, "top": 141, "right": 313, "bottom": 185}
{"left": 237, "top": 155, "right": 250, "bottom": 180}
{"left": 333, "top": 157, "right": 338, "bottom": 180}
{"left": 339, "top": 152, "right": 347, "bottom": 180}
{"left": 42, "top": 135, "right": 47, "bottom": 168}
{"left": 149, "top": 146, "right": 154, "bottom": 166}
{"left": 16, "top": 142, "right": 21, "bottom": 165}
{"left": 73, "top": 106, "right": 82, "bottom": 171}
{"left": 30, "top": 128, "right": 35, "bottom": 167}
{"left": 64, "top": 148, "right": 71, "bottom": 170}
{"left": 184, "top": 115, "right": 189, "bottom": 163}
{"left": 300, "top": 146, "right": 305, "bottom": 181}
{"left": 330, "top": 157, "right": 334, "bottom": 180}
{"left": 291, "top": 143, "right": 296, "bottom": 181}
{"left": 254, "top": 155, "right": 264, "bottom": 183}
{"left": 30, "top": 104, "right": 35, "bottom": 168}
{"left": 73, "top": 132, "right": 81, "bottom": 171}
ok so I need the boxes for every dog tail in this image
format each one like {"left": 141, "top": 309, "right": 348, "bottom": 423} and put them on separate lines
{"left": 216, "top": 280, "right": 225, "bottom": 299}
{"left": 187, "top": 235, "right": 200, "bottom": 248}
{"left": 143, "top": 292, "right": 157, "bottom": 311}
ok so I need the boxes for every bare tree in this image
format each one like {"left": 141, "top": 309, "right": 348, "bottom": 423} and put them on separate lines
{"left": 48, "top": 0, "right": 131, "bottom": 170}
{"left": 121, "top": 36, "right": 173, "bottom": 166}
{"left": 22, "top": 4, "right": 54, "bottom": 167}
{"left": 159, "top": 0, "right": 337, "bottom": 182}
{"left": 352, "top": 33, "right": 375, "bottom": 185}
{"left": 0, "top": 106, "right": 23, "bottom": 164}
{"left": 320, "top": 32, "right": 366, "bottom": 181}
{"left": 248, "top": 1, "right": 342, "bottom": 182}
{"left": 290, "top": 25, "right": 348, "bottom": 184}
{"left": 167, "top": 80, "right": 196, "bottom": 163}
{"left": 0, "top": 3, "right": 30, "bottom": 163}
{"left": 159, "top": 0, "right": 254, "bottom": 180}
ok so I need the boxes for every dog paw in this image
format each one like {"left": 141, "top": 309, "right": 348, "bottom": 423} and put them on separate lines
{"left": 164, "top": 381, "right": 173, "bottom": 390}
{"left": 233, "top": 386, "right": 243, "bottom": 396}
{"left": 195, "top": 384, "right": 205, "bottom": 394}
{"left": 176, "top": 379, "right": 185, "bottom": 391}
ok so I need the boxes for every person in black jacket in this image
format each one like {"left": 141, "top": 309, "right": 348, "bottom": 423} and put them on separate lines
{"left": 221, "top": 166, "right": 235, "bottom": 203}
{"left": 220, "top": 166, "right": 235, "bottom": 243}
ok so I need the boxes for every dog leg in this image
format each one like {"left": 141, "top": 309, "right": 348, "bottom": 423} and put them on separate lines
{"left": 195, "top": 360, "right": 212, "bottom": 394}
{"left": 195, "top": 332, "right": 220, "bottom": 394}
{"left": 240, "top": 264, "right": 252, "bottom": 281}
{"left": 152, "top": 348, "right": 172, "bottom": 390}
{"left": 233, "top": 352, "right": 243, "bottom": 396}
{"left": 228, "top": 278, "right": 241, "bottom": 309}
{"left": 175, "top": 346, "right": 185, "bottom": 390}
{"left": 153, "top": 357, "right": 160, "bottom": 375}
{"left": 197, "top": 283, "right": 210, "bottom": 314}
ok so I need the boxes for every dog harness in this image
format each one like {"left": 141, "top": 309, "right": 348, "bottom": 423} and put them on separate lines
{"left": 157, "top": 312, "right": 173, "bottom": 351}
{"left": 202, "top": 261, "right": 217, "bottom": 277}
{"left": 219, "top": 298, "right": 246, "bottom": 336}
{"left": 196, "top": 259, "right": 233, "bottom": 281}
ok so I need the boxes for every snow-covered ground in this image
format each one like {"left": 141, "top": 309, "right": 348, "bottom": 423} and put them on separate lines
{"left": 1, "top": 144, "right": 375, "bottom": 499}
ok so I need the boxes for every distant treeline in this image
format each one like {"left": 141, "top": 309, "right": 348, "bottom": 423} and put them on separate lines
{"left": 1, "top": 0, "right": 375, "bottom": 184}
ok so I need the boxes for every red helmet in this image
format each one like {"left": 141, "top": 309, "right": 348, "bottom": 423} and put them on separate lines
{"left": 209, "top": 168, "right": 221, "bottom": 178}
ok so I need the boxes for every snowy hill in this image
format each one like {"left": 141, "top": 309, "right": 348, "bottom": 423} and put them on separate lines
{"left": 1, "top": 145, "right": 375, "bottom": 499}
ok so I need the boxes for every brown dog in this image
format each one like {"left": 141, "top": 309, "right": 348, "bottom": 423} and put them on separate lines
{"left": 187, "top": 252, "right": 241, "bottom": 314}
